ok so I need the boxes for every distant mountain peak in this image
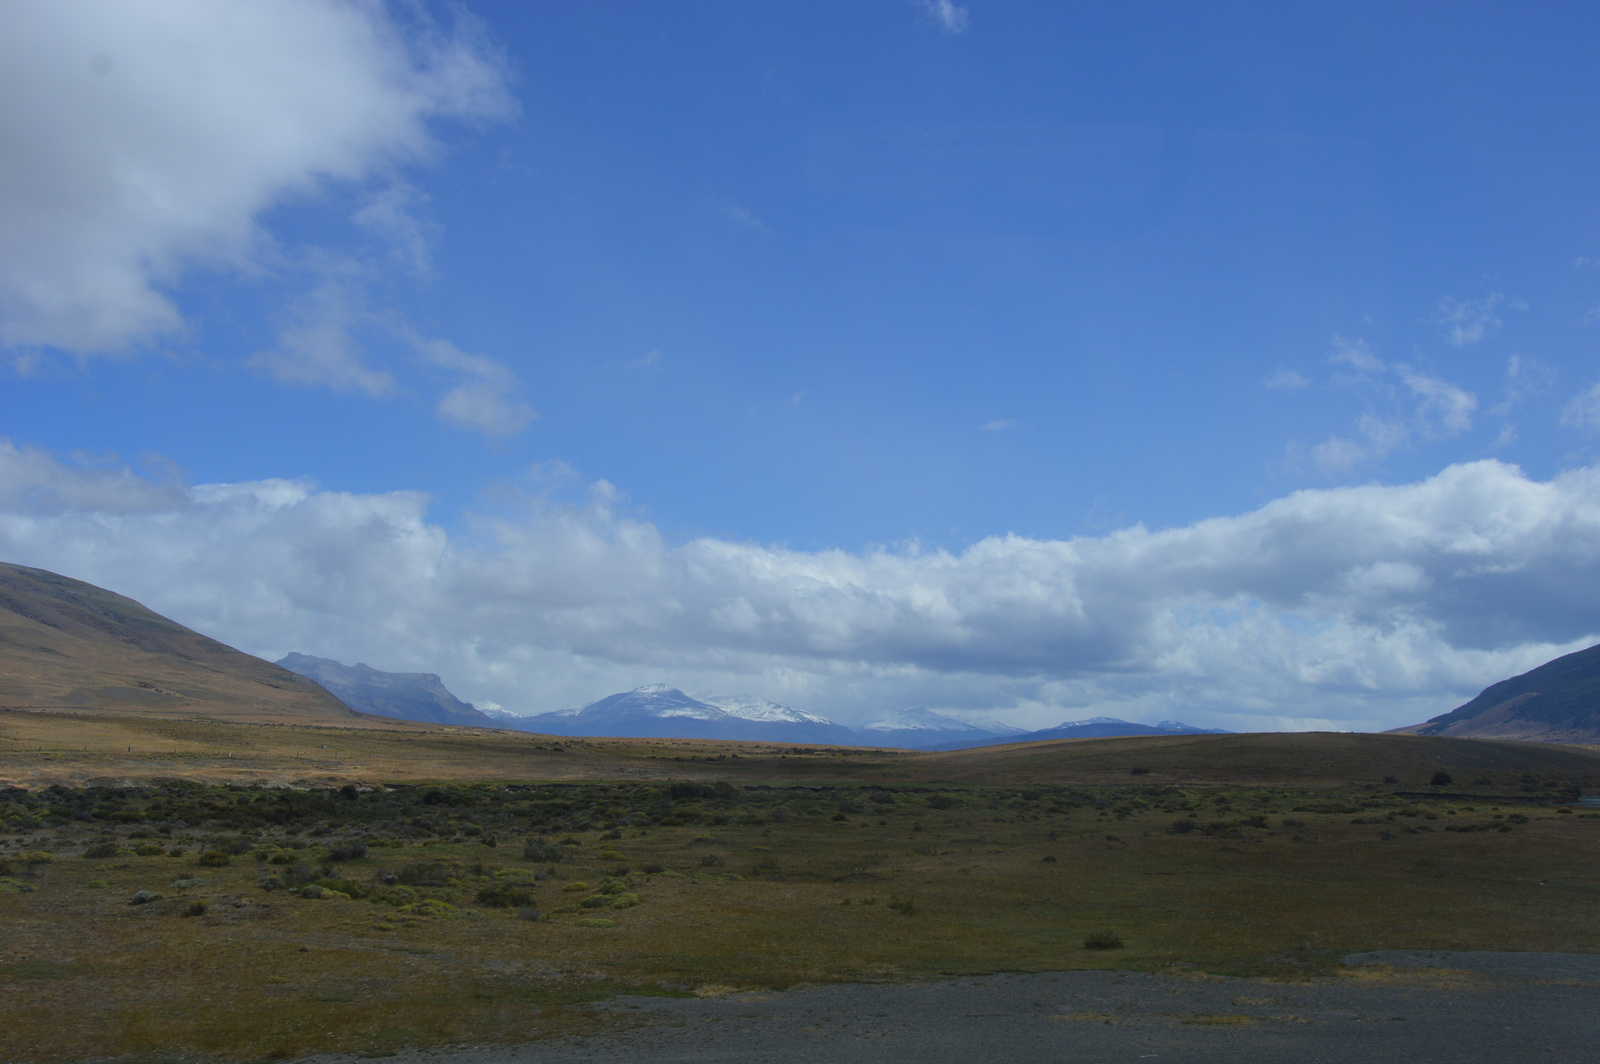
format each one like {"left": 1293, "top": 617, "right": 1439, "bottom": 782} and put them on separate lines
{"left": 276, "top": 653, "right": 496, "bottom": 729}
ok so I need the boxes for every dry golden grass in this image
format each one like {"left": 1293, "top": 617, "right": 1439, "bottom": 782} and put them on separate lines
{"left": 5, "top": 705, "right": 1597, "bottom": 791}
{"left": 2, "top": 767, "right": 1597, "bottom": 1062}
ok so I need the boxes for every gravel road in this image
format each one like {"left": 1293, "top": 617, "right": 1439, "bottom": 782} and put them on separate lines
{"left": 321, "top": 951, "right": 1600, "bottom": 1064}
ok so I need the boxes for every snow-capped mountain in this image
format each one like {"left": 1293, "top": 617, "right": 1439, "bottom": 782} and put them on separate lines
{"left": 855, "top": 706, "right": 1026, "bottom": 749}
{"left": 703, "top": 694, "right": 836, "bottom": 725}
{"left": 500, "top": 684, "right": 858, "bottom": 744}
{"left": 470, "top": 683, "right": 1225, "bottom": 751}
{"left": 926, "top": 715, "right": 1230, "bottom": 751}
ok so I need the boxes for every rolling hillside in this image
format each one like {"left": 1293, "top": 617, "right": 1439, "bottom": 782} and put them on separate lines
{"left": 1397, "top": 643, "right": 1600, "bottom": 743}
{"left": 0, "top": 562, "right": 361, "bottom": 724}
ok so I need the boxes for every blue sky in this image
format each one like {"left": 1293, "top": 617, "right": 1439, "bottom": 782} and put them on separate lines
{"left": 3, "top": 1, "right": 1600, "bottom": 731}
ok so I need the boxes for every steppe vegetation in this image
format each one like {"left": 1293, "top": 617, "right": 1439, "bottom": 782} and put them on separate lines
{"left": 2, "top": 769, "right": 1597, "bottom": 1062}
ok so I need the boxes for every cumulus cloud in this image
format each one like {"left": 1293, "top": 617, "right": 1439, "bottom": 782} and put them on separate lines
{"left": 0, "top": 0, "right": 511, "bottom": 354}
{"left": 1, "top": 440, "right": 1596, "bottom": 732}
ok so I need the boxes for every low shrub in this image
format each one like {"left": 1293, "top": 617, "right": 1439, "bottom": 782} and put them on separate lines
{"left": 18, "top": 851, "right": 52, "bottom": 866}
{"left": 83, "top": 843, "right": 120, "bottom": 859}
{"left": 523, "top": 842, "right": 567, "bottom": 863}
{"left": 886, "top": 897, "right": 917, "bottom": 916}
{"left": 1431, "top": 771, "right": 1453, "bottom": 787}
{"left": 130, "top": 889, "right": 161, "bottom": 905}
{"left": 1169, "top": 819, "right": 1196, "bottom": 835}
{"left": 928, "top": 794, "right": 955, "bottom": 810}
{"left": 1083, "top": 931, "right": 1123, "bottom": 950}
{"left": 183, "top": 900, "right": 208, "bottom": 917}
{"left": 326, "top": 841, "right": 367, "bottom": 862}
{"left": 475, "top": 884, "right": 533, "bottom": 908}
{"left": 641, "top": 862, "right": 665, "bottom": 874}
{"left": 396, "top": 862, "right": 451, "bottom": 886}
{"left": 135, "top": 844, "right": 165, "bottom": 857}
{"left": 197, "top": 850, "right": 231, "bottom": 868}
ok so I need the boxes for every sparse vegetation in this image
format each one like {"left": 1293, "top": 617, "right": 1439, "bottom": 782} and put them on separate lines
{"left": 0, "top": 735, "right": 1597, "bottom": 1063}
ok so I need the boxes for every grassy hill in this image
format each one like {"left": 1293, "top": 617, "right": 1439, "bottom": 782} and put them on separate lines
{"left": 1399, "top": 643, "right": 1600, "bottom": 742}
{"left": 0, "top": 562, "right": 361, "bottom": 725}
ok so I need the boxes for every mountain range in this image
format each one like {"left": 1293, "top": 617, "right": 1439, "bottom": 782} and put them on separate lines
{"left": 483, "top": 683, "right": 1226, "bottom": 750}
{"left": 275, "top": 653, "right": 499, "bottom": 728}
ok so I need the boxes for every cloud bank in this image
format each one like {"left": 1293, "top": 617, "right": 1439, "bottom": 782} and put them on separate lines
{"left": 1, "top": 439, "right": 1595, "bottom": 732}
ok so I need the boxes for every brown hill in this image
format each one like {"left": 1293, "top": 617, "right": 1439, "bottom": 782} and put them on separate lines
{"left": 1394, "top": 643, "right": 1600, "bottom": 743}
{"left": 0, "top": 561, "right": 364, "bottom": 725}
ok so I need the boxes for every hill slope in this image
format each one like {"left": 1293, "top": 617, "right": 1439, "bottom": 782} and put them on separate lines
{"left": 276, "top": 653, "right": 498, "bottom": 728}
{"left": 0, "top": 562, "right": 360, "bottom": 724}
{"left": 1398, "top": 643, "right": 1600, "bottom": 742}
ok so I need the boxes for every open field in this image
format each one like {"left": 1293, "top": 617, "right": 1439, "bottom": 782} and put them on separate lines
{"left": 5, "top": 705, "right": 1599, "bottom": 790}
{"left": 3, "top": 742, "right": 1599, "bottom": 1062}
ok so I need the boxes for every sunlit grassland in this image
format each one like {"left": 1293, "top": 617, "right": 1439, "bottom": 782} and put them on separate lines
{"left": 2, "top": 774, "right": 1597, "bottom": 1062}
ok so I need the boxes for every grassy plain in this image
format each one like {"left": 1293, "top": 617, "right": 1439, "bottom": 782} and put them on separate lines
{"left": 2, "top": 746, "right": 1599, "bottom": 1063}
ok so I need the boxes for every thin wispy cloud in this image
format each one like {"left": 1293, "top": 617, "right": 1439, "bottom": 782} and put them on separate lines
{"left": 1309, "top": 337, "right": 1477, "bottom": 473}
{"left": 1263, "top": 368, "right": 1311, "bottom": 390}
{"left": 982, "top": 419, "right": 1020, "bottom": 432}
{"left": 921, "top": 1, "right": 971, "bottom": 34}
{"left": 1432, "top": 294, "right": 1503, "bottom": 346}
{"left": 408, "top": 333, "right": 537, "bottom": 438}
{"left": 706, "top": 199, "right": 770, "bottom": 234}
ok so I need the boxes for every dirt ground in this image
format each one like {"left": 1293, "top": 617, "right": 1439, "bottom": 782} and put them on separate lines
{"left": 320, "top": 951, "right": 1600, "bottom": 1064}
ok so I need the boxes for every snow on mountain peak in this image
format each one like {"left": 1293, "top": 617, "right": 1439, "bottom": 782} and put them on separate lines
{"left": 861, "top": 707, "right": 995, "bottom": 734}
{"left": 702, "top": 694, "right": 834, "bottom": 725}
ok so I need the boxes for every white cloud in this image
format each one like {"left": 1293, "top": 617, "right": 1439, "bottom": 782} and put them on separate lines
{"left": 1310, "top": 337, "right": 1477, "bottom": 473}
{"left": 1400, "top": 369, "right": 1477, "bottom": 435}
{"left": 2, "top": 440, "right": 1597, "bottom": 732}
{"left": 1561, "top": 382, "right": 1600, "bottom": 433}
{"left": 706, "top": 199, "right": 770, "bottom": 235}
{"left": 409, "top": 333, "right": 537, "bottom": 437}
{"left": 1329, "top": 336, "right": 1384, "bottom": 374}
{"left": 1312, "top": 414, "right": 1409, "bottom": 473}
{"left": 248, "top": 278, "right": 397, "bottom": 397}
{"left": 982, "top": 419, "right": 1020, "bottom": 432}
{"left": 1431, "top": 294, "right": 1503, "bottom": 346}
{"left": 0, "top": 0, "right": 511, "bottom": 354}
{"left": 921, "top": 1, "right": 971, "bottom": 34}
{"left": 1263, "top": 368, "right": 1311, "bottom": 390}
